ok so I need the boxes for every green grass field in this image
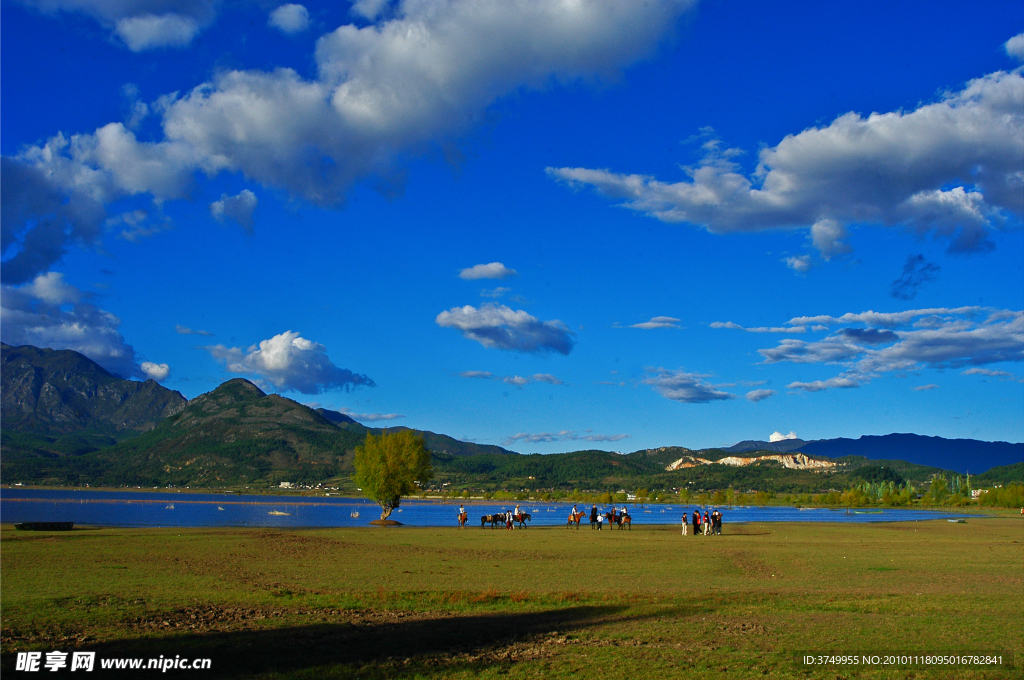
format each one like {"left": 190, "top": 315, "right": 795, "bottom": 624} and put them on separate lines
{"left": 2, "top": 518, "right": 1021, "bottom": 679}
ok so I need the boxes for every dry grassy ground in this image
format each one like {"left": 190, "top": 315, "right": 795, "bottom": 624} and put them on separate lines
{"left": 2, "top": 518, "right": 1021, "bottom": 679}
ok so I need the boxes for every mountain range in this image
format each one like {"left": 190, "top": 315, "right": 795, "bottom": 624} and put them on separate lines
{"left": 724, "top": 435, "right": 1022, "bottom": 474}
{"left": 1, "top": 343, "right": 1020, "bottom": 489}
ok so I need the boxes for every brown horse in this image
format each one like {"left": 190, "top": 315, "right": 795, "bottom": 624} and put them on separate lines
{"left": 605, "top": 512, "right": 631, "bottom": 530}
{"left": 458, "top": 512, "right": 468, "bottom": 528}
{"left": 566, "top": 509, "right": 585, "bottom": 529}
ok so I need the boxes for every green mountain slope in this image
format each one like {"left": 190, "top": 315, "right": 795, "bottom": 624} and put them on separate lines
{"left": 2, "top": 379, "right": 365, "bottom": 487}
{"left": 1, "top": 343, "right": 187, "bottom": 459}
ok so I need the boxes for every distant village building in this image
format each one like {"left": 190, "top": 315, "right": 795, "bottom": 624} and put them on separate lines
{"left": 279, "top": 482, "right": 293, "bottom": 489}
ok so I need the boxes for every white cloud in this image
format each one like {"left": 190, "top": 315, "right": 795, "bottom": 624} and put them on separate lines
{"left": 459, "top": 262, "right": 517, "bottom": 280}
{"left": 436, "top": 303, "right": 574, "bottom": 354}
{"left": 22, "top": 272, "right": 82, "bottom": 305}
{"left": 269, "top": 4, "right": 309, "bottom": 34}
{"left": 107, "top": 209, "right": 167, "bottom": 243}
{"left": 24, "top": 0, "right": 217, "bottom": 51}
{"left": 503, "top": 430, "right": 629, "bottom": 446}
{"left": 746, "top": 389, "right": 776, "bottom": 402}
{"left": 786, "top": 307, "right": 981, "bottom": 329}
{"left": 115, "top": 14, "right": 201, "bottom": 51}
{"left": 1006, "top": 33, "right": 1024, "bottom": 61}
{"left": 210, "top": 190, "right": 258, "bottom": 234}
{"left": 4, "top": 1, "right": 695, "bottom": 281}
{"left": 769, "top": 431, "right": 798, "bottom": 442}
{"left": 480, "top": 286, "right": 511, "bottom": 298}
{"left": 758, "top": 307, "right": 1024, "bottom": 392}
{"left": 787, "top": 375, "right": 864, "bottom": 392}
{"left": 630, "top": 315, "right": 680, "bottom": 329}
{"left": 350, "top": 0, "right": 390, "bottom": 20}
{"left": 2, "top": 126, "right": 201, "bottom": 282}
{"left": 122, "top": 83, "right": 150, "bottom": 129}
{"left": 204, "top": 330, "right": 374, "bottom": 394}
{"left": 962, "top": 368, "right": 1013, "bottom": 377}
{"left": 457, "top": 370, "right": 563, "bottom": 386}
{"left": 643, "top": 368, "right": 734, "bottom": 403}
{"left": 711, "top": 321, "right": 806, "bottom": 334}
{"left": 337, "top": 408, "right": 404, "bottom": 422}
{"left": 141, "top": 361, "right": 170, "bottom": 381}
{"left": 458, "top": 370, "right": 493, "bottom": 379}
{"left": 1, "top": 156, "right": 107, "bottom": 284}
{"left": 913, "top": 384, "right": 938, "bottom": 391}
{"left": 785, "top": 255, "right": 812, "bottom": 273}
{"left": 759, "top": 337, "right": 865, "bottom": 364}
{"left": 175, "top": 324, "right": 213, "bottom": 336}
{"left": 810, "top": 219, "right": 851, "bottom": 260}
{"left": 1, "top": 273, "right": 156, "bottom": 379}
{"left": 549, "top": 69, "right": 1024, "bottom": 254}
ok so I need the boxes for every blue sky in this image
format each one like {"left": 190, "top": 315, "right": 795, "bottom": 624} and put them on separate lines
{"left": 2, "top": 0, "right": 1022, "bottom": 452}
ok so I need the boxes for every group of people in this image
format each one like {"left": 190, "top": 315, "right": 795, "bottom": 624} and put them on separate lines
{"left": 682, "top": 508, "right": 722, "bottom": 536}
{"left": 570, "top": 504, "right": 629, "bottom": 529}
{"left": 465, "top": 504, "right": 526, "bottom": 529}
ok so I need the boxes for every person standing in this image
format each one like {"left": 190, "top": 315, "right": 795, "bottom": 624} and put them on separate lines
{"left": 590, "top": 504, "right": 598, "bottom": 529}
{"left": 681, "top": 511, "right": 688, "bottom": 536}
{"left": 692, "top": 510, "right": 701, "bottom": 537}
{"left": 703, "top": 510, "right": 711, "bottom": 535}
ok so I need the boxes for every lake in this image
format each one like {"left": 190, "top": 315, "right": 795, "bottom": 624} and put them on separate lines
{"left": 0, "top": 488, "right": 967, "bottom": 528}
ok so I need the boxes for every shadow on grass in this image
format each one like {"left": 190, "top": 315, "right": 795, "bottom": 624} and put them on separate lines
{"left": 2, "top": 604, "right": 691, "bottom": 678}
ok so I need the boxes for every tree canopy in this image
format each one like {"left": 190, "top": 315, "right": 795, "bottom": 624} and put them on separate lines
{"left": 354, "top": 430, "right": 433, "bottom": 520}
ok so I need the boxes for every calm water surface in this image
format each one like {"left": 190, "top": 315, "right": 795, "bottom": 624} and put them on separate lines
{"left": 0, "top": 489, "right": 967, "bottom": 528}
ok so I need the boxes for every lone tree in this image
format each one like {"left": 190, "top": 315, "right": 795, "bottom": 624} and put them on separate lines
{"left": 354, "top": 430, "right": 433, "bottom": 521}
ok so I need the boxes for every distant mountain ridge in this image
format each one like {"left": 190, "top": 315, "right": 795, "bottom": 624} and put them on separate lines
{"left": 724, "top": 439, "right": 808, "bottom": 454}
{"left": 722, "top": 434, "right": 1022, "bottom": 474}
{"left": 1, "top": 343, "right": 188, "bottom": 460}
{"left": 2, "top": 343, "right": 1020, "bottom": 487}
{"left": 1, "top": 343, "right": 187, "bottom": 436}
{"left": 3, "top": 378, "right": 366, "bottom": 486}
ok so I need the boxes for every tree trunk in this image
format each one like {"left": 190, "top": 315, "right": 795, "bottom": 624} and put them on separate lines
{"left": 379, "top": 505, "right": 393, "bottom": 521}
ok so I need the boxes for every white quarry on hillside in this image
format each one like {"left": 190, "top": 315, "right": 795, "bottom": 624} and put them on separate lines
{"left": 665, "top": 452, "right": 836, "bottom": 472}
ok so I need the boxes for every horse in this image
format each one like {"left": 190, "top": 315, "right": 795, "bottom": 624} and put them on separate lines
{"left": 458, "top": 511, "right": 468, "bottom": 528}
{"left": 481, "top": 513, "right": 505, "bottom": 528}
{"left": 604, "top": 512, "right": 631, "bottom": 530}
{"left": 514, "top": 512, "right": 531, "bottom": 528}
{"left": 567, "top": 509, "right": 585, "bottom": 529}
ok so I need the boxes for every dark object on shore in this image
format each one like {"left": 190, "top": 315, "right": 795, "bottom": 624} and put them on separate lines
{"left": 14, "top": 522, "right": 74, "bottom": 531}
{"left": 368, "top": 519, "right": 403, "bottom": 527}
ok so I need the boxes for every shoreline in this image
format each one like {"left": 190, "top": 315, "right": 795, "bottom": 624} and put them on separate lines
{"left": 1, "top": 485, "right": 1007, "bottom": 514}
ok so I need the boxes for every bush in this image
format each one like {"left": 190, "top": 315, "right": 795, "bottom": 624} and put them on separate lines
{"left": 977, "top": 483, "right": 1024, "bottom": 508}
